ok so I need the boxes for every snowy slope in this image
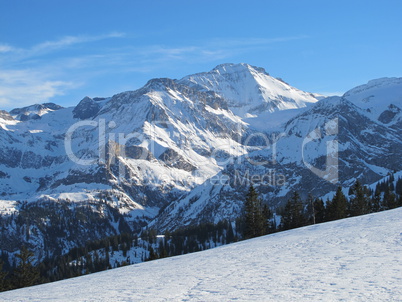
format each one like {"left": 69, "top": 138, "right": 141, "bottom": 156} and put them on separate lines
{"left": 2, "top": 208, "right": 402, "bottom": 301}
{"left": 342, "top": 77, "right": 402, "bottom": 130}
{"left": 179, "top": 63, "right": 319, "bottom": 125}
{"left": 9, "top": 103, "right": 64, "bottom": 121}
{"left": 343, "top": 77, "right": 402, "bottom": 119}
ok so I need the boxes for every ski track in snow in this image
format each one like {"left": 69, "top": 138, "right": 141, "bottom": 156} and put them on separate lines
{"left": 1, "top": 208, "right": 402, "bottom": 301}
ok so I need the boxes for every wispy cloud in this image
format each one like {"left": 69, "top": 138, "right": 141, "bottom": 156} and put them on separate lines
{"left": 0, "top": 33, "right": 125, "bottom": 108}
{"left": 134, "top": 35, "right": 309, "bottom": 64}
{"left": 29, "top": 32, "right": 126, "bottom": 55}
{"left": 0, "top": 69, "right": 78, "bottom": 107}
{"left": 1, "top": 32, "right": 126, "bottom": 60}
{"left": 0, "top": 44, "right": 15, "bottom": 53}
{"left": 0, "top": 34, "right": 307, "bottom": 109}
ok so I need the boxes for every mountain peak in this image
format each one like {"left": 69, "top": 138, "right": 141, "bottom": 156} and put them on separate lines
{"left": 73, "top": 96, "right": 101, "bottom": 120}
{"left": 179, "top": 63, "right": 318, "bottom": 118}
{"left": 343, "top": 77, "right": 402, "bottom": 117}
{"left": 0, "top": 110, "right": 14, "bottom": 121}
{"left": 344, "top": 77, "right": 402, "bottom": 98}
{"left": 144, "top": 78, "right": 177, "bottom": 90}
{"left": 9, "top": 102, "right": 63, "bottom": 121}
{"left": 212, "top": 63, "right": 269, "bottom": 76}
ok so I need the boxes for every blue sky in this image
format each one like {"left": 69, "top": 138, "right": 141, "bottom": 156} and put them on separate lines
{"left": 0, "top": 0, "right": 401, "bottom": 110}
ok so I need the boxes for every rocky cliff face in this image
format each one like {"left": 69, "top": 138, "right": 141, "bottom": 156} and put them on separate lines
{"left": 72, "top": 97, "right": 101, "bottom": 120}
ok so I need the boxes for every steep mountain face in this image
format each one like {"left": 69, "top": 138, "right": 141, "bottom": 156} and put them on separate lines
{"left": 153, "top": 81, "right": 402, "bottom": 230}
{"left": 179, "top": 63, "right": 318, "bottom": 118}
{"left": 0, "top": 63, "right": 401, "bottom": 261}
{"left": 72, "top": 97, "right": 102, "bottom": 120}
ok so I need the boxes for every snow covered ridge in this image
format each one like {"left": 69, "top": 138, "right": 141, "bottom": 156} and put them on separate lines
{"left": 343, "top": 77, "right": 402, "bottom": 118}
{"left": 179, "top": 63, "right": 319, "bottom": 118}
{"left": 1, "top": 63, "right": 402, "bottom": 264}
{"left": 9, "top": 103, "right": 64, "bottom": 121}
{"left": 1, "top": 208, "right": 401, "bottom": 301}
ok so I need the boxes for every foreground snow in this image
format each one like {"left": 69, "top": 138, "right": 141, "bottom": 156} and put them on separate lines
{"left": 2, "top": 208, "right": 402, "bottom": 301}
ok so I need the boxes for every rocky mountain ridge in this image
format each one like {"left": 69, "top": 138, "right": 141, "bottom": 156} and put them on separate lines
{"left": 0, "top": 63, "right": 401, "bottom": 260}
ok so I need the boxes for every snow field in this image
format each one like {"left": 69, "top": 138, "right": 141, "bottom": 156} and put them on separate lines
{"left": 1, "top": 207, "right": 401, "bottom": 301}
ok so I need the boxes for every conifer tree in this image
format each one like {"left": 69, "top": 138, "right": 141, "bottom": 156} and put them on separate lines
{"left": 281, "top": 192, "right": 306, "bottom": 230}
{"left": 243, "top": 185, "right": 266, "bottom": 239}
{"left": 147, "top": 246, "right": 158, "bottom": 261}
{"left": 0, "top": 260, "right": 8, "bottom": 292}
{"left": 262, "top": 204, "right": 273, "bottom": 233}
{"left": 349, "top": 180, "right": 370, "bottom": 216}
{"left": 371, "top": 187, "right": 382, "bottom": 213}
{"left": 306, "top": 194, "right": 324, "bottom": 224}
{"left": 226, "top": 222, "right": 235, "bottom": 243}
{"left": 395, "top": 177, "right": 402, "bottom": 196}
{"left": 326, "top": 187, "right": 348, "bottom": 221}
{"left": 11, "top": 246, "right": 40, "bottom": 289}
{"left": 398, "top": 194, "right": 402, "bottom": 208}
{"left": 306, "top": 194, "right": 316, "bottom": 225}
{"left": 389, "top": 180, "right": 395, "bottom": 192}
{"left": 313, "top": 197, "right": 326, "bottom": 223}
{"left": 383, "top": 187, "right": 397, "bottom": 210}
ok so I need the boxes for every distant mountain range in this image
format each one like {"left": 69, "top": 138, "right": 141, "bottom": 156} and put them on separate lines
{"left": 1, "top": 63, "right": 401, "bottom": 259}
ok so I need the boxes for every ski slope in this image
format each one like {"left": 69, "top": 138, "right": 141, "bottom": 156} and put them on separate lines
{"left": 2, "top": 208, "right": 402, "bottom": 301}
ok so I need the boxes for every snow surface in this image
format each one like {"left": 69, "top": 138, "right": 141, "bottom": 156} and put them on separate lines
{"left": 2, "top": 208, "right": 402, "bottom": 301}
{"left": 343, "top": 77, "right": 402, "bottom": 118}
{"left": 180, "top": 63, "right": 319, "bottom": 120}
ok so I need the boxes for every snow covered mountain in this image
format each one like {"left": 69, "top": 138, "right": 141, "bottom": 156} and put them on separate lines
{"left": 0, "top": 63, "right": 401, "bottom": 261}
{"left": 180, "top": 63, "right": 319, "bottom": 130}
{"left": 9, "top": 103, "right": 64, "bottom": 121}
{"left": 2, "top": 207, "right": 401, "bottom": 301}
{"left": 0, "top": 76, "right": 248, "bottom": 257}
{"left": 180, "top": 63, "right": 318, "bottom": 116}
{"left": 154, "top": 80, "right": 402, "bottom": 230}
{"left": 343, "top": 77, "right": 402, "bottom": 119}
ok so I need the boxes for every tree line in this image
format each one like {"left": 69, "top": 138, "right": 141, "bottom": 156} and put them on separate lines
{"left": 243, "top": 175, "right": 402, "bottom": 238}
{"left": 1, "top": 174, "right": 401, "bottom": 292}
{"left": 0, "top": 220, "right": 239, "bottom": 292}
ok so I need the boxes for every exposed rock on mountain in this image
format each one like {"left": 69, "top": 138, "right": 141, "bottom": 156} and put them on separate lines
{"left": 0, "top": 63, "right": 401, "bottom": 261}
{"left": 72, "top": 97, "right": 101, "bottom": 120}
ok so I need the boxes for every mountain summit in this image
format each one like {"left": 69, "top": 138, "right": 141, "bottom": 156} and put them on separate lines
{"left": 343, "top": 77, "right": 402, "bottom": 119}
{"left": 179, "top": 63, "right": 319, "bottom": 117}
